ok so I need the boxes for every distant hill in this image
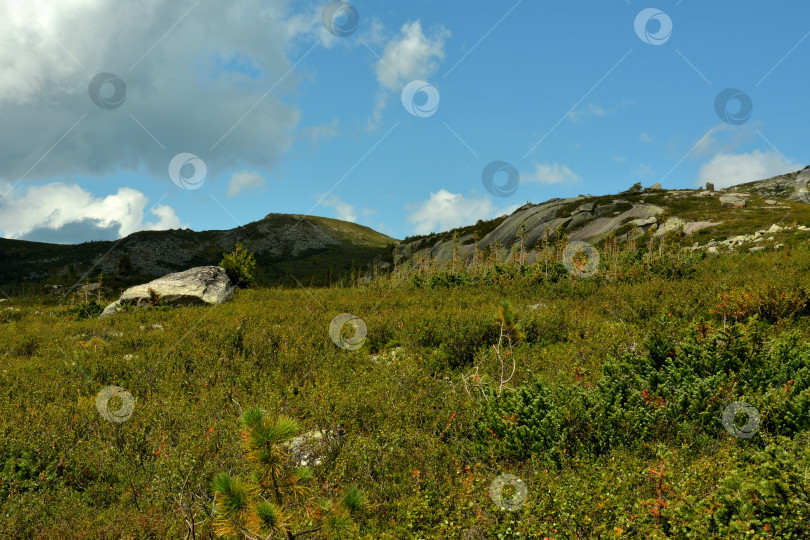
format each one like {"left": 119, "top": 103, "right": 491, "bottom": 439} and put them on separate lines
{"left": 384, "top": 166, "right": 810, "bottom": 270}
{"left": 4, "top": 166, "right": 809, "bottom": 293}
{"left": 0, "top": 213, "right": 395, "bottom": 290}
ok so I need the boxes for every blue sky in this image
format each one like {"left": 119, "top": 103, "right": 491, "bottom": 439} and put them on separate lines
{"left": 0, "top": 0, "right": 808, "bottom": 243}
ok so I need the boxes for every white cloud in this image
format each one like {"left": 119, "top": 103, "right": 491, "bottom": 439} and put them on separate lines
{"left": 568, "top": 99, "right": 633, "bottom": 122}
{"left": 640, "top": 132, "right": 654, "bottom": 143}
{"left": 696, "top": 150, "right": 801, "bottom": 189}
{"left": 634, "top": 163, "right": 654, "bottom": 178}
{"left": 692, "top": 123, "right": 758, "bottom": 157}
{"left": 568, "top": 104, "right": 605, "bottom": 122}
{"left": 0, "top": 183, "right": 186, "bottom": 242}
{"left": 375, "top": 21, "right": 449, "bottom": 90}
{"left": 406, "top": 189, "right": 519, "bottom": 235}
{"left": 369, "top": 20, "right": 450, "bottom": 129}
{"left": 144, "top": 204, "right": 184, "bottom": 231}
{"left": 226, "top": 170, "right": 266, "bottom": 197}
{"left": 523, "top": 163, "right": 581, "bottom": 185}
{"left": 318, "top": 193, "right": 358, "bottom": 222}
{"left": 0, "top": 0, "right": 326, "bottom": 183}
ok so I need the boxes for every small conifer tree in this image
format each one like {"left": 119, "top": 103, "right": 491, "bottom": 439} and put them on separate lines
{"left": 219, "top": 243, "right": 257, "bottom": 288}
{"left": 212, "top": 408, "right": 365, "bottom": 540}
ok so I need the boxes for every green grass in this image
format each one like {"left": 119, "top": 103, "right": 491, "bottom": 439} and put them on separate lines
{"left": 2, "top": 240, "right": 810, "bottom": 538}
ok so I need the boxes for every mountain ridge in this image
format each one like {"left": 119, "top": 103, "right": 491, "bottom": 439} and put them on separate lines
{"left": 0, "top": 213, "right": 395, "bottom": 289}
{"left": 2, "top": 166, "right": 809, "bottom": 290}
{"left": 384, "top": 166, "right": 810, "bottom": 270}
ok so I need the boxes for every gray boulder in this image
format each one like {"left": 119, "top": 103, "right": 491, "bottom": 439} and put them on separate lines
{"left": 719, "top": 195, "right": 746, "bottom": 208}
{"left": 654, "top": 217, "right": 686, "bottom": 237}
{"left": 571, "top": 201, "right": 597, "bottom": 215}
{"left": 100, "top": 266, "right": 234, "bottom": 318}
{"left": 283, "top": 429, "right": 344, "bottom": 467}
{"left": 630, "top": 217, "right": 658, "bottom": 228}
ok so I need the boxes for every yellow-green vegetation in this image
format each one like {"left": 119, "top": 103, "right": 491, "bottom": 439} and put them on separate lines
{"left": 2, "top": 235, "right": 810, "bottom": 538}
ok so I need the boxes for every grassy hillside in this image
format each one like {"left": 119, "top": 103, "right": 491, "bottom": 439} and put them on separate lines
{"left": 0, "top": 213, "right": 396, "bottom": 293}
{"left": 2, "top": 229, "right": 810, "bottom": 538}
{"left": 390, "top": 168, "right": 810, "bottom": 270}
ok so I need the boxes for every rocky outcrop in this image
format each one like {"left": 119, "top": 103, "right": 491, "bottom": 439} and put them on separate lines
{"left": 569, "top": 204, "right": 664, "bottom": 242}
{"left": 729, "top": 166, "right": 810, "bottom": 201}
{"left": 100, "top": 266, "right": 234, "bottom": 318}
{"left": 719, "top": 195, "right": 747, "bottom": 208}
{"left": 691, "top": 223, "right": 801, "bottom": 253}
{"left": 683, "top": 221, "right": 723, "bottom": 235}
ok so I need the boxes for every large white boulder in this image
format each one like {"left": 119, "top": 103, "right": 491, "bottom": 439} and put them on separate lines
{"left": 100, "top": 266, "right": 234, "bottom": 318}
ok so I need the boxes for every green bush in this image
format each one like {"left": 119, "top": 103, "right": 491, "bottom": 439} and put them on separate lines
{"left": 219, "top": 243, "right": 257, "bottom": 288}
{"left": 478, "top": 377, "right": 564, "bottom": 461}
{"left": 65, "top": 300, "right": 104, "bottom": 320}
{"left": 477, "top": 321, "right": 810, "bottom": 459}
{"left": 667, "top": 439, "right": 810, "bottom": 537}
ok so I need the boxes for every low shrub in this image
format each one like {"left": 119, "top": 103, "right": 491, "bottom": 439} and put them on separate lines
{"left": 219, "top": 243, "right": 257, "bottom": 288}
{"left": 477, "top": 321, "right": 810, "bottom": 459}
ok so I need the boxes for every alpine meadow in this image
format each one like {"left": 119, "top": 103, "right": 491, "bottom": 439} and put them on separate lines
{"left": 1, "top": 1, "right": 810, "bottom": 539}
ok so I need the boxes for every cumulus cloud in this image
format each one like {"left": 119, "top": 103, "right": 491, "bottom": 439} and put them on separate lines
{"left": 696, "top": 150, "right": 801, "bottom": 189}
{"left": 369, "top": 20, "right": 450, "bottom": 129}
{"left": 318, "top": 193, "right": 358, "bottom": 222}
{"left": 0, "top": 0, "right": 332, "bottom": 184}
{"left": 406, "top": 189, "right": 519, "bottom": 235}
{"left": 226, "top": 170, "right": 266, "bottom": 197}
{"left": 522, "top": 163, "right": 581, "bottom": 185}
{"left": 0, "top": 183, "right": 186, "bottom": 243}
